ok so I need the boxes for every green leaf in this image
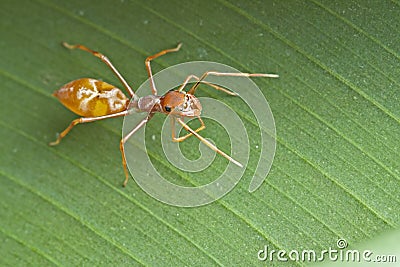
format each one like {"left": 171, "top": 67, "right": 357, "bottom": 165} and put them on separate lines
{"left": 1, "top": 0, "right": 399, "bottom": 266}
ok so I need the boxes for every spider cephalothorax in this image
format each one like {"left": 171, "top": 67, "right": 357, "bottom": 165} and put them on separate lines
{"left": 160, "top": 90, "right": 201, "bottom": 117}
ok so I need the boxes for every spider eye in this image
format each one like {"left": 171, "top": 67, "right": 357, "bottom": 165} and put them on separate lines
{"left": 165, "top": 106, "right": 171, "bottom": 112}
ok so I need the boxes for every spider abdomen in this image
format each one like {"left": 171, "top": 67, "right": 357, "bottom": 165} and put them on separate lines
{"left": 53, "top": 78, "right": 129, "bottom": 117}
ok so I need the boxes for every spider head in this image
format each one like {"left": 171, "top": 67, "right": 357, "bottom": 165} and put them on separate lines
{"left": 160, "top": 90, "right": 202, "bottom": 117}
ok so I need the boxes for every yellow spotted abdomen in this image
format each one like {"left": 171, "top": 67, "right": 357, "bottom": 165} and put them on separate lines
{"left": 53, "top": 78, "right": 129, "bottom": 117}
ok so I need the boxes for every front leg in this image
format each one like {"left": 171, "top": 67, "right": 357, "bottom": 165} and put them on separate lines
{"left": 175, "top": 118, "right": 243, "bottom": 168}
{"left": 171, "top": 116, "right": 205, "bottom": 142}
